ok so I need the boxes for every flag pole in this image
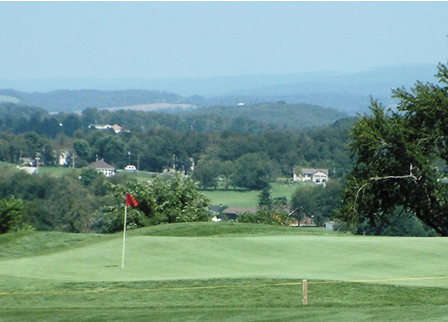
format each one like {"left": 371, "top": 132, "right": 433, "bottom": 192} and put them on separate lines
{"left": 121, "top": 205, "right": 128, "bottom": 269}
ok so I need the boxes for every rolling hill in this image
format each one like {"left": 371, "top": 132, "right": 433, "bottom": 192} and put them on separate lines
{"left": 0, "top": 64, "right": 439, "bottom": 116}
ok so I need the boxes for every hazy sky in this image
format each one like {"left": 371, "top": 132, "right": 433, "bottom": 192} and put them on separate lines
{"left": 1, "top": 1, "right": 448, "bottom": 81}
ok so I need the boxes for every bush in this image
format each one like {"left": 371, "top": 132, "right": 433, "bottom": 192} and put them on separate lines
{"left": 237, "top": 208, "right": 289, "bottom": 226}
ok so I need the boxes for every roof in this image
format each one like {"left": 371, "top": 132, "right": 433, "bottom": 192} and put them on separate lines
{"left": 210, "top": 205, "right": 225, "bottom": 213}
{"left": 222, "top": 206, "right": 257, "bottom": 215}
{"left": 87, "top": 159, "right": 115, "bottom": 169}
{"left": 111, "top": 124, "right": 122, "bottom": 131}
{"left": 299, "top": 168, "right": 329, "bottom": 175}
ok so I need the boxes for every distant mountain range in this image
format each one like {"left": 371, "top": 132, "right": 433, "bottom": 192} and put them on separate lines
{"left": 0, "top": 63, "right": 440, "bottom": 115}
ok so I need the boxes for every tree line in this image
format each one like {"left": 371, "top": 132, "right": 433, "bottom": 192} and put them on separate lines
{"left": 0, "top": 167, "right": 212, "bottom": 233}
{"left": 0, "top": 106, "right": 354, "bottom": 190}
{"left": 0, "top": 103, "right": 355, "bottom": 234}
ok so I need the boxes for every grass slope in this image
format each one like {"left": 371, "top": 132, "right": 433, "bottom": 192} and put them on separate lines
{"left": 1, "top": 222, "right": 448, "bottom": 321}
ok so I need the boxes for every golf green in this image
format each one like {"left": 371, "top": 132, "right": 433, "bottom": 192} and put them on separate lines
{"left": 1, "top": 234, "right": 448, "bottom": 288}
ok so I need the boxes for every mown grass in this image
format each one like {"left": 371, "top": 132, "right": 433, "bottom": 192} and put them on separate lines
{"left": 201, "top": 182, "right": 305, "bottom": 207}
{"left": 0, "top": 223, "right": 334, "bottom": 259}
{"left": 2, "top": 277, "right": 448, "bottom": 321}
{"left": 0, "top": 231, "right": 112, "bottom": 259}
{"left": 2, "top": 222, "right": 448, "bottom": 321}
{"left": 127, "top": 222, "right": 336, "bottom": 237}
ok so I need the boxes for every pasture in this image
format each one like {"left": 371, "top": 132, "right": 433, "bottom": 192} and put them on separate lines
{"left": 201, "top": 181, "right": 302, "bottom": 207}
{"left": 1, "top": 222, "right": 448, "bottom": 321}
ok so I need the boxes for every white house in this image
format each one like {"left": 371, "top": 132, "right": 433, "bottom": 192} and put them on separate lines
{"left": 87, "top": 159, "right": 116, "bottom": 177}
{"left": 59, "top": 150, "right": 70, "bottom": 166}
{"left": 293, "top": 168, "right": 329, "bottom": 184}
{"left": 89, "top": 124, "right": 122, "bottom": 133}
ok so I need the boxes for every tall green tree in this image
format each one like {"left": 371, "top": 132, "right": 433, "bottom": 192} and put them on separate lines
{"left": 73, "top": 139, "right": 91, "bottom": 161}
{"left": 61, "top": 114, "right": 82, "bottom": 137}
{"left": 231, "top": 153, "right": 278, "bottom": 190}
{"left": 337, "top": 62, "right": 448, "bottom": 236}
{"left": 290, "top": 180, "right": 341, "bottom": 226}
{"left": 258, "top": 186, "right": 273, "bottom": 209}
{"left": 0, "top": 197, "right": 23, "bottom": 233}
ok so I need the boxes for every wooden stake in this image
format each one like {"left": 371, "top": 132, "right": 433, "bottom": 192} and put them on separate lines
{"left": 302, "top": 279, "right": 308, "bottom": 305}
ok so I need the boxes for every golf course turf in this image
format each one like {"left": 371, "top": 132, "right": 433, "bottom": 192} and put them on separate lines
{"left": 1, "top": 222, "right": 448, "bottom": 321}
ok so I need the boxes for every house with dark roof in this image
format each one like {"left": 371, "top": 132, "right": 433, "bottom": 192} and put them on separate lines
{"left": 221, "top": 206, "right": 257, "bottom": 221}
{"left": 87, "top": 159, "right": 115, "bottom": 177}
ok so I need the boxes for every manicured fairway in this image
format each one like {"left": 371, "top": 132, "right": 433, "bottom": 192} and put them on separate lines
{"left": 1, "top": 223, "right": 448, "bottom": 321}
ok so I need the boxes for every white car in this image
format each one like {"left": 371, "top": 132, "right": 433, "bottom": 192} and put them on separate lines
{"left": 124, "top": 165, "right": 136, "bottom": 171}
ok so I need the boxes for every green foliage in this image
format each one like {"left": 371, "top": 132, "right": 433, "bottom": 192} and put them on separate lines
{"left": 237, "top": 187, "right": 290, "bottom": 226}
{"left": 237, "top": 208, "right": 289, "bottom": 226}
{"left": 291, "top": 180, "right": 341, "bottom": 226}
{"left": 61, "top": 114, "right": 82, "bottom": 137}
{"left": 0, "top": 94, "right": 354, "bottom": 236}
{"left": 338, "top": 62, "right": 448, "bottom": 236}
{"left": 0, "top": 197, "right": 23, "bottom": 233}
{"left": 73, "top": 139, "right": 91, "bottom": 162}
{"left": 104, "top": 173, "right": 212, "bottom": 232}
{"left": 192, "top": 157, "right": 221, "bottom": 189}
{"left": 189, "top": 102, "right": 347, "bottom": 128}
{"left": 232, "top": 153, "right": 279, "bottom": 189}
{"left": 0, "top": 102, "right": 48, "bottom": 119}
{"left": 79, "top": 167, "right": 103, "bottom": 187}
{"left": 355, "top": 210, "right": 437, "bottom": 237}
{"left": 0, "top": 106, "right": 352, "bottom": 179}
{"left": 258, "top": 186, "right": 273, "bottom": 208}
{"left": 0, "top": 168, "right": 114, "bottom": 233}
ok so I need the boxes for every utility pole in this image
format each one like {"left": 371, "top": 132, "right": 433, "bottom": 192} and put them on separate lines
{"left": 35, "top": 152, "right": 40, "bottom": 173}
{"left": 137, "top": 154, "right": 140, "bottom": 173}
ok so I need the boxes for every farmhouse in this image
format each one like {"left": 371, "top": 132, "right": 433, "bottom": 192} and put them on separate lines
{"left": 293, "top": 168, "right": 329, "bottom": 184}
{"left": 87, "top": 159, "right": 115, "bottom": 177}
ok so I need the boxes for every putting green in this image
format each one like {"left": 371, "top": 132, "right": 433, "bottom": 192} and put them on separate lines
{"left": 1, "top": 235, "right": 448, "bottom": 287}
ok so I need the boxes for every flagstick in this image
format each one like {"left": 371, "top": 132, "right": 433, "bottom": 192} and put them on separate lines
{"left": 121, "top": 205, "right": 128, "bottom": 269}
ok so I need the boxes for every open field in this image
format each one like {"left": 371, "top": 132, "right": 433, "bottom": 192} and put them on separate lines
{"left": 1, "top": 222, "right": 448, "bottom": 321}
{"left": 201, "top": 182, "right": 303, "bottom": 207}
{"left": 2, "top": 161, "right": 302, "bottom": 207}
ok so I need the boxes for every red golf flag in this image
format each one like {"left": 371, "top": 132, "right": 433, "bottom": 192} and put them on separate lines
{"left": 125, "top": 193, "right": 138, "bottom": 207}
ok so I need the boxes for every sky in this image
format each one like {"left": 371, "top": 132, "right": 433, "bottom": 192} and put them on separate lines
{"left": 1, "top": 1, "right": 448, "bottom": 83}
